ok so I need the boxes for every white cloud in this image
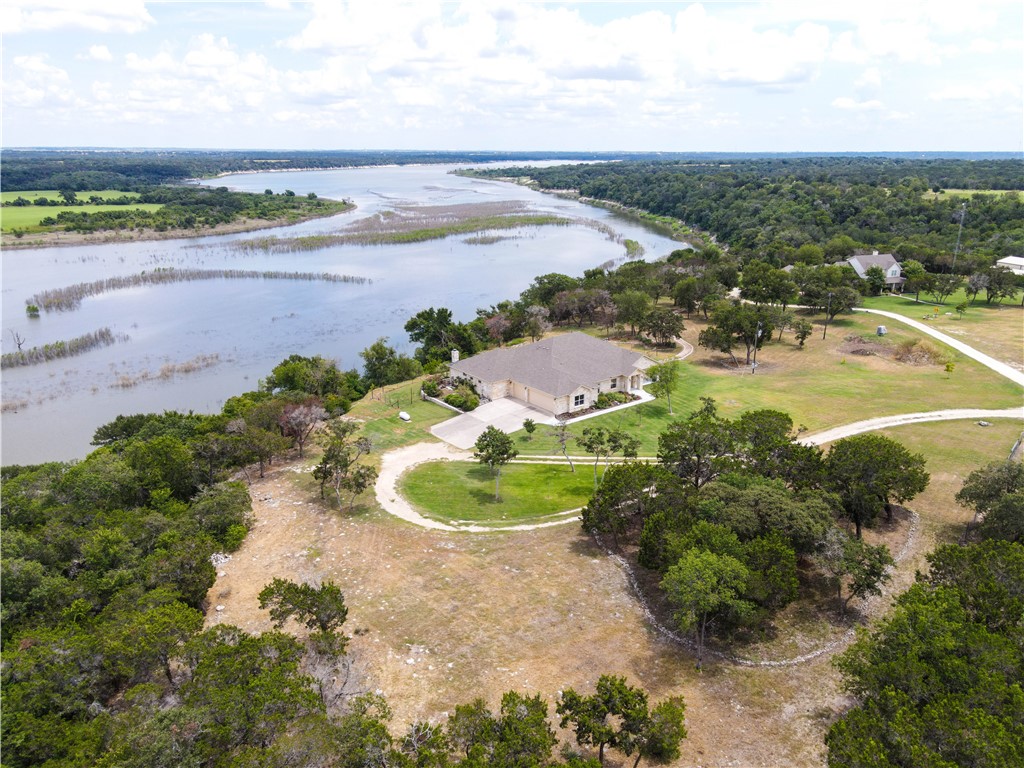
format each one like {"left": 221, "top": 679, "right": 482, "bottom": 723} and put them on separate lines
{"left": 929, "top": 79, "right": 1021, "bottom": 102}
{"left": 855, "top": 68, "right": 882, "bottom": 89}
{"left": 81, "top": 44, "right": 113, "bottom": 62}
{"left": 4, "top": 54, "right": 77, "bottom": 108}
{"left": 674, "top": 5, "right": 831, "bottom": 86}
{"left": 832, "top": 97, "right": 884, "bottom": 111}
{"left": 1, "top": 0, "right": 153, "bottom": 34}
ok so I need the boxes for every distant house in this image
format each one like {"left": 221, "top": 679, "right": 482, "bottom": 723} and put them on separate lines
{"left": 842, "top": 251, "right": 905, "bottom": 291}
{"left": 449, "top": 332, "right": 655, "bottom": 416}
{"left": 996, "top": 256, "right": 1024, "bottom": 275}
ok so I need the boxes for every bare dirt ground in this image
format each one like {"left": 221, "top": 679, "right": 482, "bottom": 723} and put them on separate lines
{"left": 209, "top": 458, "right": 852, "bottom": 767}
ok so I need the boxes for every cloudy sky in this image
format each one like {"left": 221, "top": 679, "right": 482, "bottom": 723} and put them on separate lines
{"left": 2, "top": 0, "right": 1022, "bottom": 151}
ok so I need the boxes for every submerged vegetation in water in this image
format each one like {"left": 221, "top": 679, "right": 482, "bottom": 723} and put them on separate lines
{"left": 232, "top": 201, "right": 573, "bottom": 252}
{"left": 26, "top": 267, "right": 370, "bottom": 312}
{"left": 1, "top": 327, "right": 126, "bottom": 369}
{"left": 230, "top": 199, "right": 647, "bottom": 256}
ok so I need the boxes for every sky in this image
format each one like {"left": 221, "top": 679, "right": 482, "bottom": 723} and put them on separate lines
{"left": 2, "top": 0, "right": 1022, "bottom": 152}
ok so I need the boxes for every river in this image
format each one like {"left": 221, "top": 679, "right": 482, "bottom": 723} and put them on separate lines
{"left": 1, "top": 162, "right": 684, "bottom": 465}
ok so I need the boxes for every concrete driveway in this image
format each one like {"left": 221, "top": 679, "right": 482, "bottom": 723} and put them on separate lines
{"left": 430, "top": 398, "right": 553, "bottom": 449}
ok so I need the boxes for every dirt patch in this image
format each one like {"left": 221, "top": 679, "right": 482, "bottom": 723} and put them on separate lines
{"left": 838, "top": 335, "right": 949, "bottom": 367}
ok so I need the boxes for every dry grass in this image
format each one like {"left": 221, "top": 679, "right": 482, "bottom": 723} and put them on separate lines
{"left": 209, "top": 413, "right": 1019, "bottom": 767}
{"left": 861, "top": 293, "right": 1024, "bottom": 369}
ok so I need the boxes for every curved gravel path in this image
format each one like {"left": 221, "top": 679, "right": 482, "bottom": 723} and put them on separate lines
{"left": 853, "top": 306, "right": 1024, "bottom": 386}
{"left": 375, "top": 441, "right": 582, "bottom": 533}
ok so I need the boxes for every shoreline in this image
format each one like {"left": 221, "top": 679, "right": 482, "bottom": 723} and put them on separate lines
{"left": 0, "top": 202, "right": 355, "bottom": 251}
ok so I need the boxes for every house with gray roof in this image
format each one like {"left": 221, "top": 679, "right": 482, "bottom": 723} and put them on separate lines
{"left": 449, "top": 332, "right": 656, "bottom": 417}
{"left": 842, "top": 251, "right": 905, "bottom": 290}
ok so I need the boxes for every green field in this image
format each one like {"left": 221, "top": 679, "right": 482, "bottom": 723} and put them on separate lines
{"left": 1, "top": 189, "right": 140, "bottom": 204}
{"left": 922, "top": 188, "right": 1022, "bottom": 201}
{"left": 1, "top": 202, "right": 164, "bottom": 232}
{"left": 400, "top": 460, "right": 592, "bottom": 526}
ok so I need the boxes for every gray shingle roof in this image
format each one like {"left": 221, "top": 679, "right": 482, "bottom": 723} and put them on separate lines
{"left": 450, "top": 332, "right": 654, "bottom": 397}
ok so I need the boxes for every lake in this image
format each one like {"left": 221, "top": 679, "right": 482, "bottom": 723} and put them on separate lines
{"left": 1, "top": 163, "right": 684, "bottom": 465}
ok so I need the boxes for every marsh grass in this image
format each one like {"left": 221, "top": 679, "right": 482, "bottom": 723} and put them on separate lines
{"left": 28, "top": 268, "right": 369, "bottom": 312}
{"left": 1, "top": 327, "right": 126, "bottom": 369}
{"left": 231, "top": 200, "right": 637, "bottom": 253}
{"left": 111, "top": 353, "right": 221, "bottom": 388}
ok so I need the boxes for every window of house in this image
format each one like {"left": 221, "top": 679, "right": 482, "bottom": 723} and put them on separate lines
{"left": 573, "top": 393, "right": 586, "bottom": 408}
{"left": 610, "top": 379, "right": 617, "bottom": 389}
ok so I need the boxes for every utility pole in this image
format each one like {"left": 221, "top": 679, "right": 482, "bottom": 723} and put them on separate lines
{"left": 751, "top": 320, "right": 763, "bottom": 373}
{"left": 951, "top": 202, "right": 966, "bottom": 274}
{"left": 822, "top": 292, "right": 834, "bottom": 339}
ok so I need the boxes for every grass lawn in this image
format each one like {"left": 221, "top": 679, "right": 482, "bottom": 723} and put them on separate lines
{"left": 399, "top": 460, "right": 592, "bottom": 526}
{"left": 922, "top": 188, "right": 1022, "bottom": 201}
{"left": 347, "top": 378, "right": 453, "bottom": 453}
{"left": 860, "top": 290, "right": 1023, "bottom": 366}
{"left": 1, "top": 189, "right": 141, "bottom": 204}
{"left": 1, "top": 203, "right": 164, "bottom": 232}
{"left": 518, "top": 312, "right": 1023, "bottom": 457}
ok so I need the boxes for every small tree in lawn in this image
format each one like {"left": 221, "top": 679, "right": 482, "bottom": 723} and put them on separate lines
{"left": 549, "top": 418, "right": 575, "bottom": 472}
{"left": 474, "top": 425, "right": 517, "bottom": 501}
{"left": 793, "top": 318, "right": 813, "bottom": 348}
{"left": 577, "top": 426, "right": 612, "bottom": 490}
{"left": 522, "top": 418, "right": 536, "bottom": 441}
{"left": 647, "top": 360, "right": 680, "bottom": 415}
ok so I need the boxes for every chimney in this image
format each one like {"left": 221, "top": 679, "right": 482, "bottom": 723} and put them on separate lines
{"left": 451, "top": 349, "right": 460, "bottom": 363}
{"left": 872, "top": 250, "right": 879, "bottom": 256}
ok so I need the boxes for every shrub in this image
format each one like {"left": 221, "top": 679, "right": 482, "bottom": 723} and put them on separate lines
{"left": 444, "top": 385, "right": 479, "bottom": 411}
{"left": 421, "top": 380, "right": 440, "bottom": 397}
{"left": 596, "top": 391, "right": 631, "bottom": 409}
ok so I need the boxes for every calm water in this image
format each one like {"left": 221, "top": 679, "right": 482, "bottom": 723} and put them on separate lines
{"left": 1, "top": 163, "right": 683, "bottom": 465}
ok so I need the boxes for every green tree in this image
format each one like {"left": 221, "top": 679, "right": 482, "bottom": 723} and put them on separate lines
{"left": 661, "top": 549, "right": 753, "bottom": 669}
{"left": 900, "top": 259, "right": 929, "bottom": 302}
{"left": 582, "top": 462, "right": 668, "bottom": 549}
{"left": 815, "top": 528, "right": 894, "bottom": 612}
{"left": 926, "top": 273, "right": 963, "bottom": 304}
{"left": 646, "top": 360, "right": 680, "bottom": 415}
{"left": 657, "top": 398, "right": 737, "bottom": 489}
{"left": 473, "top": 425, "right": 518, "bottom": 501}
{"left": 557, "top": 675, "right": 651, "bottom": 765}
{"left": 792, "top": 318, "right": 813, "bottom": 347}
{"left": 258, "top": 578, "right": 350, "bottom": 654}
{"left": 613, "top": 290, "right": 652, "bottom": 336}
{"left": 633, "top": 697, "right": 687, "bottom": 768}
{"left": 360, "top": 337, "right": 422, "bottom": 388}
{"left": 956, "top": 460, "right": 1024, "bottom": 543}
{"left": 828, "top": 540, "right": 1024, "bottom": 768}
{"left": 639, "top": 307, "right": 684, "bottom": 345}
{"left": 863, "top": 265, "right": 887, "bottom": 295}
{"left": 826, "top": 434, "right": 929, "bottom": 537}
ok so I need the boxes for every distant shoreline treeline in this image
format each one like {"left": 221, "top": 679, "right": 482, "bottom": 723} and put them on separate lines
{"left": 3, "top": 149, "right": 1021, "bottom": 192}
{"left": 27, "top": 268, "right": 370, "bottom": 312}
